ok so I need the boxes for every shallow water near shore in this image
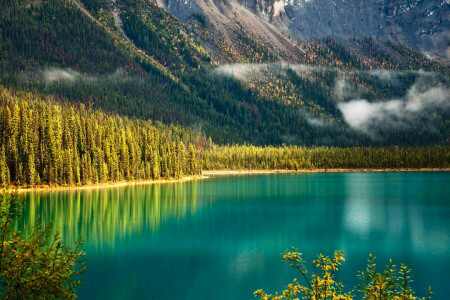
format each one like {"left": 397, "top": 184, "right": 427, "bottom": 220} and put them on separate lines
{"left": 18, "top": 172, "right": 450, "bottom": 299}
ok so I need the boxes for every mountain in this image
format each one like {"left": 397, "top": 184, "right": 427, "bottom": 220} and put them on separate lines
{"left": 159, "top": 0, "right": 450, "bottom": 62}
{"left": 0, "top": 0, "right": 449, "bottom": 147}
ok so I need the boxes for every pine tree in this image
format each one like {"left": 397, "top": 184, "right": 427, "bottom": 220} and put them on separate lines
{"left": 119, "top": 130, "right": 129, "bottom": 180}
{"left": 26, "top": 147, "right": 36, "bottom": 186}
{"left": 177, "top": 141, "right": 185, "bottom": 178}
{"left": 64, "top": 149, "right": 73, "bottom": 185}
{"left": 9, "top": 104, "right": 20, "bottom": 183}
{"left": 188, "top": 144, "right": 197, "bottom": 175}
{"left": 151, "top": 150, "right": 160, "bottom": 179}
{"left": 0, "top": 146, "right": 9, "bottom": 186}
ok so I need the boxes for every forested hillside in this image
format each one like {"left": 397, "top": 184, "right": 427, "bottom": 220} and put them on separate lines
{"left": 0, "top": 0, "right": 449, "bottom": 148}
{"left": 0, "top": 88, "right": 203, "bottom": 187}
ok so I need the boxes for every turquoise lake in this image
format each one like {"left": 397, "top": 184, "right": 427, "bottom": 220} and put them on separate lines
{"left": 18, "top": 172, "right": 450, "bottom": 299}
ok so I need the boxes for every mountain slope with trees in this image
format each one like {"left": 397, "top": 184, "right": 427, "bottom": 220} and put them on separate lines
{"left": 0, "top": 0, "right": 449, "bottom": 148}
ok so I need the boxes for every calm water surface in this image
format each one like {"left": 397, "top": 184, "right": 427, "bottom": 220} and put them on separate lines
{"left": 19, "top": 172, "right": 450, "bottom": 299}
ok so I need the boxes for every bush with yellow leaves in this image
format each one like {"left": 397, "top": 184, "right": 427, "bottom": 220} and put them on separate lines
{"left": 255, "top": 250, "right": 432, "bottom": 300}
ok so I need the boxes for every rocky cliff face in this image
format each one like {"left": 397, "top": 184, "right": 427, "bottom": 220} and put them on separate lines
{"left": 281, "top": 0, "right": 449, "bottom": 58}
{"left": 156, "top": 0, "right": 449, "bottom": 60}
{"left": 384, "top": 0, "right": 449, "bottom": 58}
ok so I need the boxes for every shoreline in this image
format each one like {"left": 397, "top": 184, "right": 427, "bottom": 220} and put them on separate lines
{"left": 202, "top": 168, "right": 450, "bottom": 176}
{"left": 8, "top": 168, "right": 449, "bottom": 193}
{"left": 11, "top": 175, "right": 207, "bottom": 193}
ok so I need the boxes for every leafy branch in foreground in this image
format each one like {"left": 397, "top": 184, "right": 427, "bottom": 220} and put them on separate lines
{"left": 255, "top": 250, "right": 432, "bottom": 300}
{"left": 0, "top": 191, "right": 86, "bottom": 299}
{"left": 355, "top": 254, "right": 432, "bottom": 300}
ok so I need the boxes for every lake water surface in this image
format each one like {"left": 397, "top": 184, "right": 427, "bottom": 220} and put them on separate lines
{"left": 19, "top": 172, "right": 450, "bottom": 299}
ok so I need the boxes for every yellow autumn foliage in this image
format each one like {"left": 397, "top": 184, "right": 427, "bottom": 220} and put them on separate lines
{"left": 255, "top": 250, "right": 432, "bottom": 300}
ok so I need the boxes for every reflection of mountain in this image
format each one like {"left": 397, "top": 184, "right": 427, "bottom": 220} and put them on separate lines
{"left": 18, "top": 182, "right": 200, "bottom": 248}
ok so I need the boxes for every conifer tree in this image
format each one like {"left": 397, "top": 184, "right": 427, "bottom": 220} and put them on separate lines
{"left": 151, "top": 150, "right": 160, "bottom": 179}
{"left": 26, "top": 147, "right": 36, "bottom": 186}
{"left": 188, "top": 145, "right": 197, "bottom": 175}
{"left": 0, "top": 146, "right": 9, "bottom": 186}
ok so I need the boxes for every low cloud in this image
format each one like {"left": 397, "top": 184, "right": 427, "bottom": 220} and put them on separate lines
{"left": 337, "top": 82, "right": 450, "bottom": 133}
{"left": 212, "top": 62, "right": 330, "bottom": 79}
{"left": 305, "top": 116, "right": 327, "bottom": 127}
{"left": 213, "top": 63, "right": 431, "bottom": 82}
{"left": 288, "top": 63, "right": 330, "bottom": 74}
{"left": 362, "top": 69, "right": 435, "bottom": 84}
{"left": 43, "top": 68, "right": 82, "bottom": 83}
{"left": 26, "top": 68, "right": 130, "bottom": 84}
{"left": 333, "top": 77, "right": 364, "bottom": 101}
{"left": 297, "top": 110, "right": 331, "bottom": 127}
{"left": 212, "top": 63, "right": 268, "bottom": 78}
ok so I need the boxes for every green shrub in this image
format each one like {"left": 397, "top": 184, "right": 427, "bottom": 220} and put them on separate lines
{"left": 0, "top": 191, "right": 86, "bottom": 299}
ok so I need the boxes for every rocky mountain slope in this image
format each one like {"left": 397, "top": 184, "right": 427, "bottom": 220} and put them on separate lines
{"left": 158, "top": 0, "right": 450, "bottom": 62}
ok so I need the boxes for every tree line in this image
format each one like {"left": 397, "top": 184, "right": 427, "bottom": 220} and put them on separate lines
{"left": 0, "top": 88, "right": 201, "bottom": 187}
{"left": 200, "top": 145, "right": 450, "bottom": 170}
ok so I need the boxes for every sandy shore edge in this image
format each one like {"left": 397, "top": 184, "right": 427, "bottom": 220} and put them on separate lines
{"left": 202, "top": 168, "right": 450, "bottom": 176}
{"left": 12, "top": 175, "right": 208, "bottom": 193}
{"left": 8, "top": 168, "right": 449, "bottom": 193}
